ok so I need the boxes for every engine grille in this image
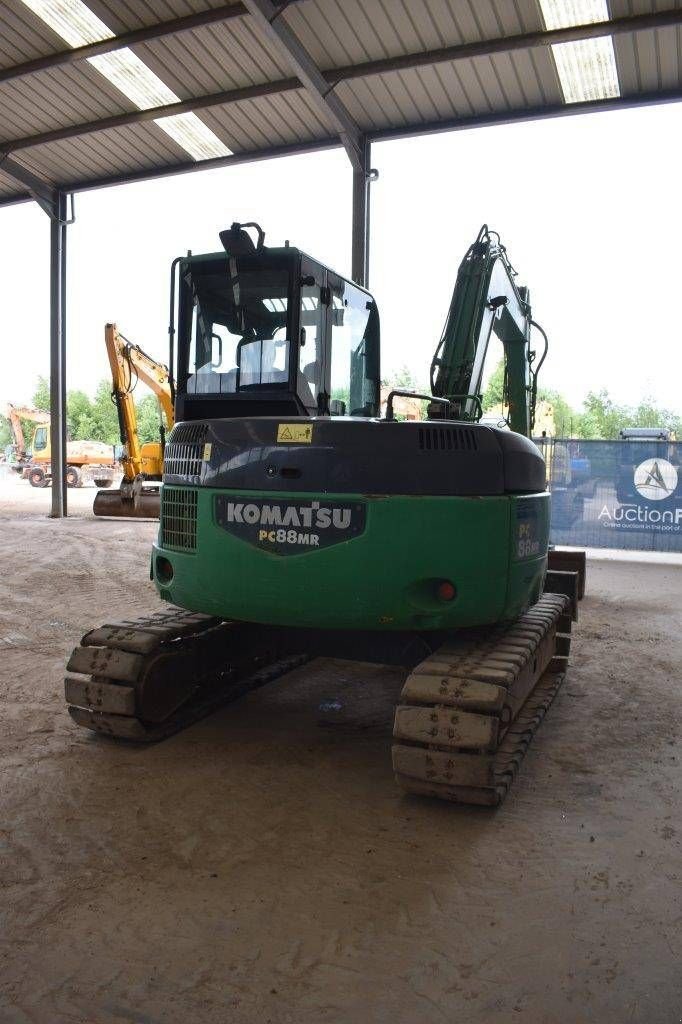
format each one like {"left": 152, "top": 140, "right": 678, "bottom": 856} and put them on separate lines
{"left": 418, "top": 426, "right": 478, "bottom": 452}
{"left": 161, "top": 487, "right": 198, "bottom": 552}
{"left": 169, "top": 422, "right": 208, "bottom": 444}
{"left": 164, "top": 423, "right": 208, "bottom": 478}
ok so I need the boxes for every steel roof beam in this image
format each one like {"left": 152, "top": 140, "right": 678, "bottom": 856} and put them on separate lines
{"left": 4, "top": 85, "right": 676, "bottom": 203}
{"left": 1, "top": 1, "right": 676, "bottom": 92}
{"left": 41, "top": 136, "right": 341, "bottom": 196}
{"left": 2, "top": 81, "right": 682, "bottom": 210}
{"left": 1, "top": 8, "right": 681, "bottom": 158}
{"left": 0, "top": 152, "right": 56, "bottom": 216}
{"left": 0, "top": 79, "right": 301, "bottom": 154}
{"left": 240, "top": 0, "right": 364, "bottom": 170}
{"left": 369, "top": 87, "right": 682, "bottom": 143}
{"left": 0, "top": 3, "right": 253, "bottom": 85}
{"left": 328, "top": 7, "right": 682, "bottom": 84}
{"left": 0, "top": 191, "right": 32, "bottom": 206}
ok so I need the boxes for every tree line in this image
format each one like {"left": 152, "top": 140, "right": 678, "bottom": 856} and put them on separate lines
{"left": 3, "top": 368, "right": 679, "bottom": 449}
{"left": 480, "top": 360, "right": 681, "bottom": 438}
{"left": 0, "top": 376, "right": 163, "bottom": 451}
{"left": 382, "top": 361, "right": 681, "bottom": 439}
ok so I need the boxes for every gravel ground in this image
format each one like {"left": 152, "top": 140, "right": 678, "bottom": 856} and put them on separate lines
{"left": 1, "top": 473, "right": 680, "bottom": 1024}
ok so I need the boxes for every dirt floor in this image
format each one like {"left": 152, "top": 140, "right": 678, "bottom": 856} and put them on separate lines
{"left": 1, "top": 472, "right": 681, "bottom": 1024}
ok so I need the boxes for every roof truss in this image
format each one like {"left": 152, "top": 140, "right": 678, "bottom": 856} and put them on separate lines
{"left": 1, "top": 5, "right": 682, "bottom": 204}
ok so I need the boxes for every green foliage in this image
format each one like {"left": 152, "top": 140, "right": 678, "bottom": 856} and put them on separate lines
{"left": 86, "top": 380, "right": 121, "bottom": 444}
{"left": 482, "top": 362, "right": 581, "bottom": 433}
{"left": 480, "top": 362, "right": 680, "bottom": 440}
{"left": 578, "top": 390, "right": 622, "bottom": 440}
{"left": 578, "top": 390, "right": 682, "bottom": 440}
{"left": 0, "top": 414, "right": 11, "bottom": 449}
{"left": 32, "top": 376, "right": 51, "bottom": 412}
{"left": 537, "top": 388, "right": 581, "bottom": 437}
{"left": 135, "top": 394, "right": 164, "bottom": 445}
{"left": 21, "top": 377, "right": 166, "bottom": 447}
{"left": 631, "top": 396, "right": 682, "bottom": 436}
{"left": 381, "top": 365, "right": 420, "bottom": 390}
{"left": 21, "top": 373, "right": 680, "bottom": 449}
{"left": 482, "top": 360, "right": 505, "bottom": 411}
{"left": 67, "top": 389, "right": 95, "bottom": 440}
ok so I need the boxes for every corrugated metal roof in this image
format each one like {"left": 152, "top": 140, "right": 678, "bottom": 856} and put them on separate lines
{"left": 611, "top": 0, "right": 682, "bottom": 94}
{"left": 0, "top": 0, "right": 681, "bottom": 206}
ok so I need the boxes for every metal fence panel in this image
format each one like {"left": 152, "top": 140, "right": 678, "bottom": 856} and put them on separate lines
{"left": 536, "top": 438, "right": 682, "bottom": 552}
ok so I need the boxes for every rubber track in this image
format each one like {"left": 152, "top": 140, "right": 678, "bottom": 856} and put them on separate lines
{"left": 65, "top": 608, "right": 308, "bottom": 741}
{"left": 392, "top": 593, "right": 572, "bottom": 807}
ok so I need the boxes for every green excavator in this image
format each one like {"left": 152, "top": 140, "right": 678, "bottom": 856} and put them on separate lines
{"left": 65, "top": 224, "right": 584, "bottom": 806}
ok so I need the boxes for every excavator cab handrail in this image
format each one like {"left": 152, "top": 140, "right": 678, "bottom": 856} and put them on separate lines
{"left": 444, "top": 393, "right": 483, "bottom": 420}
{"left": 384, "top": 390, "right": 450, "bottom": 421}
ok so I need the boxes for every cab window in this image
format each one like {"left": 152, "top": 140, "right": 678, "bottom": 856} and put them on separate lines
{"left": 185, "top": 258, "right": 291, "bottom": 395}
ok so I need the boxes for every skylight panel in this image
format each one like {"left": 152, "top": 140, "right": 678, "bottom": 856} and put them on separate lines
{"left": 20, "top": 0, "right": 232, "bottom": 160}
{"left": 550, "top": 38, "right": 620, "bottom": 103}
{"left": 539, "top": 0, "right": 607, "bottom": 32}
{"left": 538, "top": 0, "right": 620, "bottom": 103}
{"left": 20, "top": 0, "right": 111, "bottom": 47}
{"left": 154, "top": 114, "right": 233, "bottom": 163}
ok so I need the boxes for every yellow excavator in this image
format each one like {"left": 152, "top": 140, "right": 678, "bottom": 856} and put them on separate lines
{"left": 93, "top": 323, "right": 173, "bottom": 519}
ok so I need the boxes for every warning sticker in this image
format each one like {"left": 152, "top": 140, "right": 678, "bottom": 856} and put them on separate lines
{"left": 203, "top": 442, "right": 212, "bottom": 460}
{"left": 277, "top": 423, "right": 313, "bottom": 444}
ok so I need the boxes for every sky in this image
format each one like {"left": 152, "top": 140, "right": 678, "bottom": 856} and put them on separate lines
{"left": 1, "top": 99, "right": 681, "bottom": 415}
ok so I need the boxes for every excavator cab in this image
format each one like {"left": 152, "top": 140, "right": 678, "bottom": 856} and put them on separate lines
{"left": 33, "top": 425, "right": 48, "bottom": 453}
{"left": 174, "top": 223, "right": 380, "bottom": 424}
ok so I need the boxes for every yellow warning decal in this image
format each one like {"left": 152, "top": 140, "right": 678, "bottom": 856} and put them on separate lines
{"left": 203, "top": 442, "right": 212, "bottom": 460}
{"left": 277, "top": 423, "right": 313, "bottom": 444}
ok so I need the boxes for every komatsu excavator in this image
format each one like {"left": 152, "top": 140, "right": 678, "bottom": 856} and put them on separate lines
{"left": 93, "top": 323, "right": 173, "bottom": 519}
{"left": 66, "top": 224, "right": 584, "bottom": 807}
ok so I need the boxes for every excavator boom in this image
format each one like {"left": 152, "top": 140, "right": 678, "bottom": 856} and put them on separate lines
{"left": 5, "top": 404, "right": 50, "bottom": 461}
{"left": 430, "top": 225, "right": 545, "bottom": 436}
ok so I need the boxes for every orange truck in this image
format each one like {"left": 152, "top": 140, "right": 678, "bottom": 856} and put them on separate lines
{"left": 5, "top": 404, "right": 116, "bottom": 488}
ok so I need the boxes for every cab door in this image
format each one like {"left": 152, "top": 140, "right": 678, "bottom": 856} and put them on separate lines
{"left": 323, "top": 272, "right": 380, "bottom": 418}
{"left": 297, "top": 256, "right": 329, "bottom": 415}
{"left": 325, "top": 271, "right": 348, "bottom": 416}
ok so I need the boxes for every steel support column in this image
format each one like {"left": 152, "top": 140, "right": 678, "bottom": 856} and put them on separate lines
{"left": 351, "top": 139, "right": 375, "bottom": 288}
{"left": 49, "top": 192, "right": 69, "bottom": 518}
{"left": 0, "top": 157, "right": 72, "bottom": 517}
